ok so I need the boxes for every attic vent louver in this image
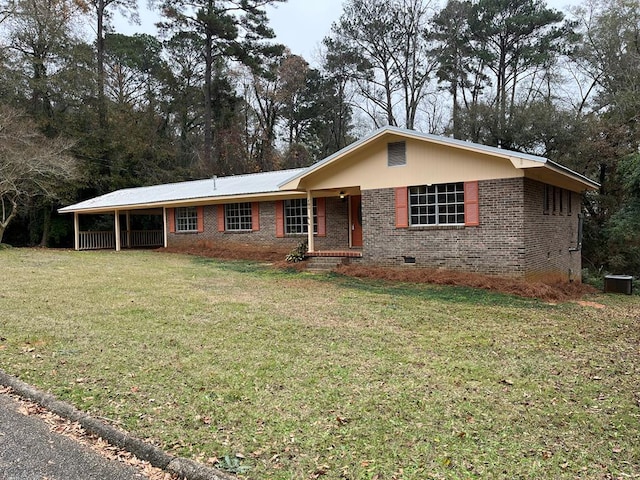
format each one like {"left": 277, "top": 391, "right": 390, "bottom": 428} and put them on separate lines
{"left": 388, "top": 141, "right": 406, "bottom": 167}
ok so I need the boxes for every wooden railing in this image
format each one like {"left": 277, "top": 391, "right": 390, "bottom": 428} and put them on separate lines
{"left": 124, "top": 230, "right": 164, "bottom": 248}
{"left": 79, "top": 231, "right": 115, "bottom": 250}
{"left": 79, "top": 230, "right": 163, "bottom": 250}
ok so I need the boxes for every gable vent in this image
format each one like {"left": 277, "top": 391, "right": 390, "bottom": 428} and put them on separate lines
{"left": 388, "top": 141, "right": 406, "bottom": 167}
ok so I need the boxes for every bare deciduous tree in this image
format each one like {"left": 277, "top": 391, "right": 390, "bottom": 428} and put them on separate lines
{"left": 0, "top": 105, "right": 76, "bottom": 243}
{"left": 328, "top": 0, "right": 438, "bottom": 130}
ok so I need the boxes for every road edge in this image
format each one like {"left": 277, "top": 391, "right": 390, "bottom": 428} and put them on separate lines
{"left": 0, "top": 369, "right": 236, "bottom": 480}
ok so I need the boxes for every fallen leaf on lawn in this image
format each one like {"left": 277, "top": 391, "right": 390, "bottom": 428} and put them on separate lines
{"left": 336, "top": 415, "right": 349, "bottom": 425}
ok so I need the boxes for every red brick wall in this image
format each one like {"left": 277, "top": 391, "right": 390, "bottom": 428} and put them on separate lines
{"left": 166, "top": 198, "right": 350, "bottom": 251}
{"left": 361, "top": 178, "right": 582, "bottom": 280}
{"left": 165, "top": 180, "right": 583, "bottom": 281}
{"left": 523, "top": 180, "right": 582, "bottom": 282}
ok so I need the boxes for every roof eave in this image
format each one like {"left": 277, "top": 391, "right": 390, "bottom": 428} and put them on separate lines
{"left": 58, "top": 190, "right": 308, "bottom": 215}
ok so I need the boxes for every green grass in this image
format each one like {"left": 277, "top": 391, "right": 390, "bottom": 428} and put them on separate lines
{"left": 1, "top": 249, "right": 639, "bottom": 479}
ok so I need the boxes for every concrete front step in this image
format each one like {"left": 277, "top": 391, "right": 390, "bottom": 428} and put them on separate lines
{"left": 305, "top": 256, "right": 350, "bottom": 271}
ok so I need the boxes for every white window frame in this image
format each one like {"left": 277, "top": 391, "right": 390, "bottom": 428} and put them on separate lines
{"left": 409, "top": 182, "right": 465, "bottom": 226}
{"left": 175, "top": 207, "right": 198, "bottom": 232}
{"left": 225, "top": 202, "right": 252, "bottom": 231}
{"left": 285, "top": 198, "right": 317, "bottom": 234}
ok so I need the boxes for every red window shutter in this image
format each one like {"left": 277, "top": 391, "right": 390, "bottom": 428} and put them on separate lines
{"left": 464, "top": 181, "right": 480, "bottom": 226}
{"left": 275, "top": 201, "right": 285, "bottom": 238}
{"left": 252, "top": 202, "right": 260, "bottom": 231}
{"left": 395, "top": 187, "right": 409, "bottom": 228}
{"left": 168, "top": 208, "right": 175, "bottom": 233}
{"left": 197, "top": 206, "right": 205, "bottom": 233}
{"left": 217, "top": 205, "right": 225, "bottom": 232}
{"left": 316, "top": 197, "right": 326, "bottom": 237}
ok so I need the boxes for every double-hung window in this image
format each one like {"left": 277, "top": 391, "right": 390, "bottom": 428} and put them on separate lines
{"left": 175, "top": 207, "right": 198, "bottom": 232}
{"left": 225, "top": 202, "right": 253, "bottom": 231}
{"left": 409, "top": 182, "right": 465, "bottom": 226}
{"left": 285, "top": 198, "right": 317, "bottom": 234}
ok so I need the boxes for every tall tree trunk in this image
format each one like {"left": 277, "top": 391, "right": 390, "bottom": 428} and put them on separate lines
{"left": 96, "top": 0, "right": 107, "bottom": 128}
{"left": 39, "top": 204, "right": 51, "bottom": 247}
{"left": 0, "top": 197, "right": 18, "bottom": 245}
{"left": 203, "top": 25, "right": 214, "bottom": 172}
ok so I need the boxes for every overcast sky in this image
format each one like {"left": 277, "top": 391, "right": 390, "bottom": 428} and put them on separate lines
{"left": 264, "top": 0, "right": 583, "bottom": 63}
{"left": 117, "top": 0, "right": 583, "bottom": 66}
{"left": 264, "top": 0, "right": 344, "bottom": 63}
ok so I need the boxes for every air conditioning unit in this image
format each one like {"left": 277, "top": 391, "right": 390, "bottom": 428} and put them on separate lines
{"left": 604, "top": 275, "right": 633, "bottom": 295}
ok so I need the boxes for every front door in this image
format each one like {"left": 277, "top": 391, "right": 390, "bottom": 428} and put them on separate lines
{"left": 350, "top": 195, "right": 363, "bottom": 247}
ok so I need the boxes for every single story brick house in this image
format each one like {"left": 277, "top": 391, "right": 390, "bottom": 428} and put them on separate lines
{"left": 59, "top": 126, "right": 599, "bottom": 281}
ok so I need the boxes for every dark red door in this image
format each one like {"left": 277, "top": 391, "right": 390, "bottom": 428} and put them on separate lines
{"left": 350, "top": 195, "right": 363, "bottom": 247}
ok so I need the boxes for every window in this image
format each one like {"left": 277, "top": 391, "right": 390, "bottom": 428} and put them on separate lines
{"left": 225, "top": 202, "right": 252, "bottom": 231}
{"left": 285, "top": 198, "right": 317, "bottom": 234}
{"left": 567, "top": 190, "right": 573, "bottom": 215}
{"left": 388, "top": 141, "right": 406, "bottom": 167}
{"left": 175, "top": 207, "right": 198, "bottom": 232}
{"left": 543, "top": 184, "right": 550, "bottom": 214}
{"left": 409, "top": 182, "right": 465, "bottom": 226}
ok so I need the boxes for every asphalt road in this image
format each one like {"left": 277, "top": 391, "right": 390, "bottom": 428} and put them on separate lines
{"left": 0, "top": 392, "right": 146, "bottom": 480}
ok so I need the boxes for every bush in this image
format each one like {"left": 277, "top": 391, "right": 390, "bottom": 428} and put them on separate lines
{"left": 286, "top": 240, "right": 308, "bottom": 263}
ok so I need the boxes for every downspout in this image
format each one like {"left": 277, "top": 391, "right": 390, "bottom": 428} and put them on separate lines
{"left": 569, "top": 213, "right": 583, "bottom": 252}
{"left": 306, "top": 191, "right": 314, "bottom": 253}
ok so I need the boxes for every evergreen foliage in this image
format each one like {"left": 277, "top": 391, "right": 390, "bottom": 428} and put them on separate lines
{"left": 0, "top": 0, "right": 639, "bottom": 274}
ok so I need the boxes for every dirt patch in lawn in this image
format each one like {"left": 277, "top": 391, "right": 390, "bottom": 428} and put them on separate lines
{"left": 158, "top": 242, "right": 597, "bottom": 302}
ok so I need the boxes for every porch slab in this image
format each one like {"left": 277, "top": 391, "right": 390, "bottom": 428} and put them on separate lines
{"left": 306, "top": 250, "right": 362, "bottom": 258}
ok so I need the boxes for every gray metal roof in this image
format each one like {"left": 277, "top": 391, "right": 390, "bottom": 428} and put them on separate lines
{"left": 60, "top": 126, "right": 599, "bottom": 214}
{"left": 59, "top": 168, "right": 307, "bottom": 213}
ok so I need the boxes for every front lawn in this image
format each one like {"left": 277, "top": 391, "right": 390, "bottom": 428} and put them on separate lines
{"left": 1, "top": 249, "right": 638, "bottom": 479}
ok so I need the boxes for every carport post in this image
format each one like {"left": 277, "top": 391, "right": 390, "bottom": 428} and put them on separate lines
{"left": 125, "top": 211, "right": 131, "bottom": 248}
{"left": 306, "top": 190, "right": 314, "bottom": 253}
{"left": 114, "top": 209, "right": 121, "bottom": 252}
{"left": 162, "top": 207, "right": 168, "bottom": 248}
{"left": 74, "top": 213, "right": 79, "bottom": 251}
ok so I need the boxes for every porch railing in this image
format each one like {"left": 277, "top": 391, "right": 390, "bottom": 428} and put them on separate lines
{"left": 125, "top": 230, "right": 164, "bottom": 248}
{"left": 78, "top": 230, "right": 163, "bottom": 250}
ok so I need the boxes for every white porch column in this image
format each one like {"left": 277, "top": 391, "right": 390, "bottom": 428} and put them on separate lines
{"left": 306, "top": 191, "right": 314, "bottom": 253}
{"left": 114, "top": 210, "right": 121, "bottom": 252}
{"left": 162, "top": 207, "right": 168, "bottom": 248}
{"left": 73, "top": 212, "right": 79, "bottom": 251}
{"left": 125, "top": 211, "right": 131, "bottom": 248}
